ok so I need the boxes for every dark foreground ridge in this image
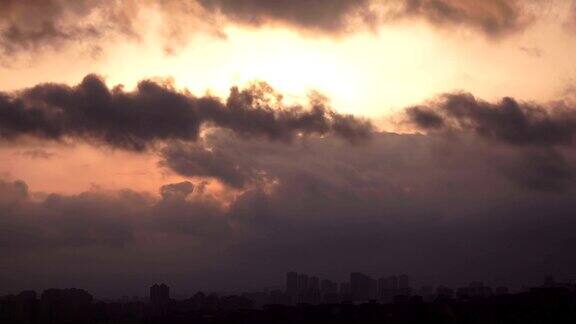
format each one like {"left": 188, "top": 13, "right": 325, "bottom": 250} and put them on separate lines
{"left": 2, "top": 275, "right": 576, "bottom": 323}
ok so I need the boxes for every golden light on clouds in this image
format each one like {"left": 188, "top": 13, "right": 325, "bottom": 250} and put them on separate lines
{"left": 1, "top": 0, "right": 576, "bottom": 194}
{"left": 4, "top": 0, "right": 576, "bottom": 297}
{"left": 2, "top": 13, "right": 575, "bottom": 122}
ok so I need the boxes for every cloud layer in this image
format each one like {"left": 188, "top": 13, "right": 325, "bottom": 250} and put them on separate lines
{"left": 0, "top": 0, "right": 534, "bottom": 57}
{"left": 406, "top": 93, "right": 576, "bottom": 147}
{"left": 406, "top": 93, "right": 576, "bottom": 192}
{"left": 0, "top": 75, "right": 372, "bottom": 150}
{"left": 1, "top": 73, "right": 576, "bottom": 296}
{"left": 2, "top": 130, "right": 576, "bottom": 296}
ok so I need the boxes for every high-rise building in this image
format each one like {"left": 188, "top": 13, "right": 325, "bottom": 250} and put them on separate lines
{"left": 150, "top": 283, "right": 170, "bottom": 305}
{"left": 298, "top": 274, "right": 309, "bottom": 294}
{"left": 286, "top": 272, "right": 298, "bottom": 296}
{"left": 40, "top": 289, "right": 93, "bottom": 323}
{"left": 339, "top": 282, "right": 352, "bottom": 302}
{"left": 377, "top": 277, "right": 389, "bottom": 298}
{"left": 456, "top": 282, "right": 493, "bottom": 299}
{"left": 310, "top": 276, "right": 320, "bottom": 291}
{"left": 320, "top": 280, "right": 337, "bottom": 295}
{"left": 321, "top": 280, "right": 339, "bottom": 303}
{"left": 397, "top": 274, "right": 412, "bottom": 297}
{"left": 350, "top": 272, "right": 372, "bottom": 302}
{"left": 308, "top": 276, "right": 321, "bottom": 304}
{"left": 398, "top": 275, "right": 410, "bottom": 289}
{"left": 436, "top": 286, "right": 454, "bottom": 300}
{"left": 339, "top": 282, "right": 351, "bottom": 295}
{"left": 389, "top": 275, "right": 398, "bottom": 290}
{"left": 369, "top": 278, "right": 378, "bottom": 300}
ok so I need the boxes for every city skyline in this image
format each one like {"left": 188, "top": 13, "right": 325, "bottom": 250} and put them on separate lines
{"left": 4, "top": 276, "right": 576, "bottom": 323}
{"left": 2, "top": 0, "right": 576, "bottom": 300}
{"left": 2, "top": 270, "right": 570, "bottom": 302}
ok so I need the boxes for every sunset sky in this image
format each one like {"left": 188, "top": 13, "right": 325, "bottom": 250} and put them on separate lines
{"left": 2, "top": 0, "right": 576, "bottom": 297}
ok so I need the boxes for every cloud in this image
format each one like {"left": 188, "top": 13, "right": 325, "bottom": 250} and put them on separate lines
{"left": 0, "top": 0, "right": 533, "bottom": 58}
{"left": 500, "top": 149, "right": 574, "bottom": 193}
{"left": 0, "top": 74, "right": 372, "bottom": 150}
{"left": 520, "top": 46, "right": 543, "bottom": 58}
{"left": 192, "top": 0, "right": 531, "bottom": 37}
{"left": 405, "top": 92, "right": 576, "bottom": 192}
{"left": 0, "top": 0, "right": 137, "bottom": 58}
{"left": 400, "top": 0, "right": 529, "bottom": 37}
{"left": 19, "top": 149, "right": 56, "bottom": 159}
{"left": 160, "top": 143, "right": 260, "bottom": 189}
{"left": 154, "top": 131, "right": 576, "bottom": 289}
{"left": 406, "top": 106, "right": 445, "bottom": 129}
{"left": 0, "top": 179, "right": 28, "bottom": 205}
{"left": 565, "top": 0, "right": 576, "bottom": 31}
{"left": 0, "top": 178, "right": 227, "bottom": 252}
{"left": 3, "top": 130, "right": 576, "bottom": 295}
{"left": 407, "top": 93, "right": 576, "bottom": 147}
{"left": 160, "top": 181, "right": 195, "bottom": 200}
{"left": 198, "top": 0, "right": 371, "bottom": 33}
{"left": 0, "top": 181, "right": 141, "bottom": 250}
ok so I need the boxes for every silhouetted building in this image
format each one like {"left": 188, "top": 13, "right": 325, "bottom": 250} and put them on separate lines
{"left": 150, "top": 283, "right": 170, "bottom": 304}
{"left": 457, "top": 281, "right": 492, "bottom": 299}
{"left": 350, "top": 272, "right": 372, "bottom": 302}
{"left": 286, "top": 272, "right": 298, "bottom": 301}
{"left": 219, "top": 294, "right": 255, "bottom": 310}
{"left": 544, "top": 275, "right": 556, "bottom": 287}
{"left": 0, "top": 290, "right": 38, "bottom": 324}
{"left": 269, "top": 290, "right": 291, "bottom": 305}
{"left": 389, "top": 275, "right": 399, "bottom": 290}
{"left": 8, "top": 274, "right": 576, "bottom": 324}
{"left": 297, "top": 274, "right": 308, "bottom": 295}
{"left": 436, "top": 286, "right": 454, "bottom": 300}
{"left": 310, "top": 276, "right": 319, "bottom": 291}
{"left": 419, "top": 285, "right": 435, "bottom": 302}
{"left": 495, "top": 286, "right": 510, "bottom": 296}
{"left": 321, "top": 279, "right": 338, "bottom": 303}
{"left": 377, "top": 277, "right": 388, "bottom": 302}
{"left": 150, "top": 283, "right": 170, "bottom": 316}
{"left": 369, "top": 278, "right": 378, "bottom": 300}
{"left": 40, "top": 288, "right": 93, "bottom": 324}
{"left": 378, "top": 276, "right": 396, "bottom": 303}
{"left": 397, "top": 274, "right": 412, "bottom": 297}
{"left": 339, "top": 282, "right": 352, "bottom": 302}
{"left": 308, "top": 276, "right": 321, "bottom": 304}
{"left": 398, "top": 274, "right": 410, "bottom": 289}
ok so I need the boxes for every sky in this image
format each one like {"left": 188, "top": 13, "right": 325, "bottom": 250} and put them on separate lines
{"left": 2, "top": 0, "right": 576, "bottom": 298}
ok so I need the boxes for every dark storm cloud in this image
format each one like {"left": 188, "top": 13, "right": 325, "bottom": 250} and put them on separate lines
{"left": 198, "top": 0, "right": 371, "bottom": 32}
{"left": 4, "top": 131, "right": 576, "bottom": 296}
{"left": 1, "top": 21, "right": 98, "bottom": 55}
{"left": 0, "top": 180, "right": 140, "bottom": 249}
{"left": 160, "top": 143, "right": 260, "bottom": 189}
{"left": 406, "top": 106, "right": 445, "bottom": 129}
{"left": 160, "top": 181, "right": 195, "bottom": 200}
{"left": 0, "top": 178, "right": 227, "bottom": 251}
{"left": 157, "top": 90, "right": 576, "bottom": 194}
{"left": 406, "top": 93, "right": 576, "bottom": 192}
{"left": 401, "top": 0, "right": 528, "bottom": 37}
{"left": 197, "top": 0, "right": 530, "bottom": 37}
{"left": 0, "top": 0, "right": 136, "bottom": 57}
{"left": 159, "top": 131, "right": 576, "bottom": 289}
{"left": 407, "top": 93, "right": 576, "bottom": 147}
{"left": 0, "top": 0, "right": 532, "bottom": 57}
{"left": 500, "top": 149, "right": 574, "bottom": 193}
{"left": 0, "top": 74, "right": 372, "bottom": 150}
